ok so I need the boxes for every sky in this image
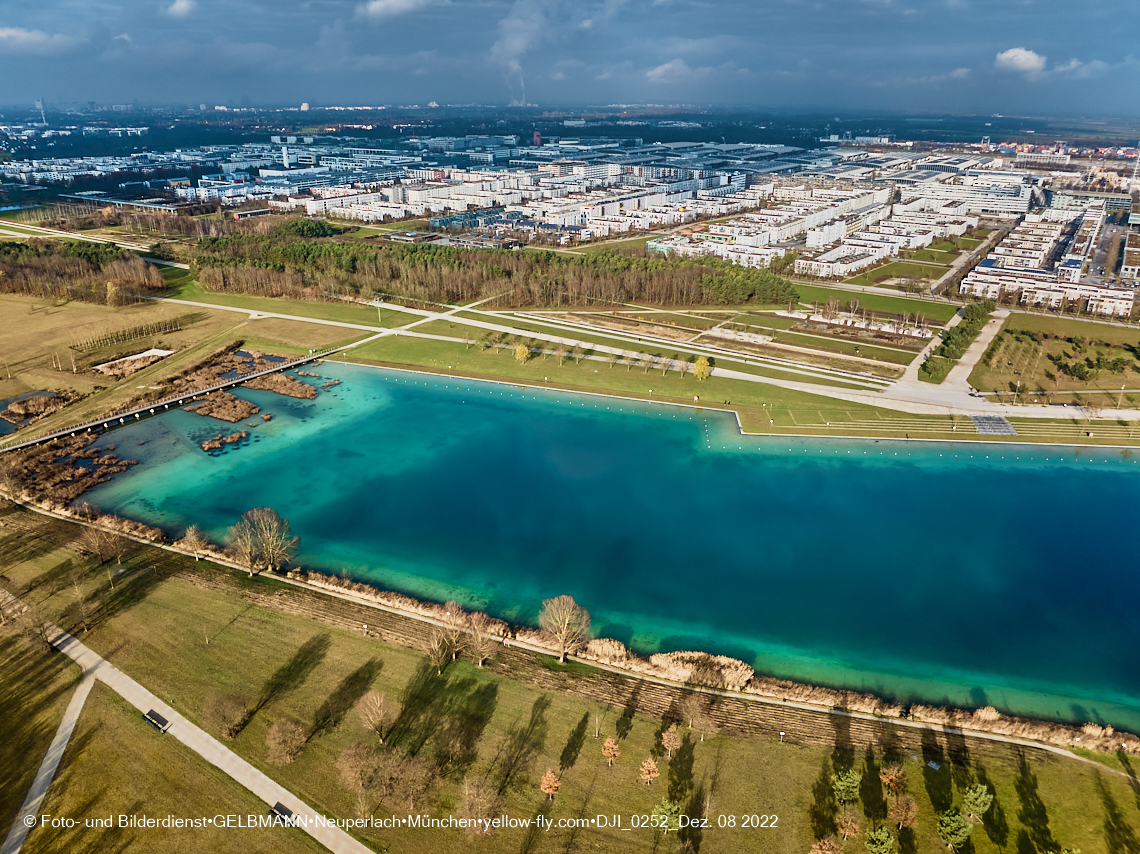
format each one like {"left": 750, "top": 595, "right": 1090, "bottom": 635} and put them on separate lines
{"left": 0, "top": 0, "right": 1137, "bottom": 115}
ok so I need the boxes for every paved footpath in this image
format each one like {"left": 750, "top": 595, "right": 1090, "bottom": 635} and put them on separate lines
{"left": 0, "top": 676, "right": 95, "bottom": 854}
{"left": 3, "top": 625, "right": 374, "bottom": 854}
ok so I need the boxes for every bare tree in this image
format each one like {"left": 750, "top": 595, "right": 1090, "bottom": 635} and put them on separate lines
{"left": 107, "top": 532, "right": 132, "bottom": 566}
{"left": 69, "top": 572, "right": 91, "bottom": 634}
{"left": 337, "top": 743, "right": 380, "bottom": 797}
{"left": 203, "top": 692, "right": 248, "bottom": 739}
{"left": 225, "top": 518, "right": 258, "bottom": 576}
{"left": 810, "top": 840, "right": 842, "bottom": 854}
{"left": 266, "top": 718, "right": 307, "bottom": 765}
{"left": 837, "top": 808, "right": 861, "bottom": 841}
{"left": 441, "top": 601, "right": 467, "bottom": 661}
{"left": 879, "top": 765, "right": 908, "bottom": 800}
{"left": 426, "top": 628, "right": 450, "bottom": 675}
{"left": 538, "top": 594, "right": 591, "bottom": 662}
{"left": 1082, "top": 396, "right": 1104, "bottom": 423}
{"left": 178, "top": 524, "right": 209, "bottom": 561}
{"left": 889, "top": 795, "right": 918, "bottom": 830}
{"left": 245, "top": 507, "right": 299, "bottom": 572}
{"left": 593, "top": 705, "right": 610, "bottom": 739}
{"left": 355, "top": 690, "right": 394, "bottom": 745}
{"left": 679, "top": 694, "right": 719, "bottom": 741}
{"left": 18, "top": 603, "right": 52, "bottom": 651}
{"left": 78, "top": 525, "right": 112, "bottom": 564}
{"left": 458, "top": 776, "right": 497, "bottom": 833}
{"left": 466, "top": 611, "right": 499, "bottom": 668}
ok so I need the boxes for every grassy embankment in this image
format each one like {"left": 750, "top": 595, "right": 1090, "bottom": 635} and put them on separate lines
{"left": 3, "top": 506, "right": 1140, "bottom": 854}
{"left": 416, "top": 314, "right": 894, "bottom": 386}
{"left": 340, "top": 326, "right": 1140, "bottom": 445}
{"left": 21, "top": 682, "right": 327, "bottom": 854}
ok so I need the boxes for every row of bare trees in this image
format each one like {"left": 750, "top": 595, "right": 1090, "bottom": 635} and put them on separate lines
{"left": 0, "top": 244, "right": 164, "bottom": 305}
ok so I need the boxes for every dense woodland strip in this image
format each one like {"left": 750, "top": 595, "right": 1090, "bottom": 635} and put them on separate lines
{"left": 190, "top": 222, "right": 800, "bottom": 308}
{"left": 0, "top": 240, "right": 164, "bottom": 305}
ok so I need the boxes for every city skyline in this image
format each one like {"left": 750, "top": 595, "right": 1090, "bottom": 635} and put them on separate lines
{"left": 1, "top": 0, "right": 1137, "bottom": 115}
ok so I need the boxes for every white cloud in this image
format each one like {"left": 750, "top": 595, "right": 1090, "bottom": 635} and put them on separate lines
{"left": 114, "top": 33, "right": 131, "bottom": 42}
{"left": 0, "top": 26, "right": 75, "bottom": 54}
{"left": 357, "top": 0, "right": 437, "bottom": 19}
{"left": 1053, "top": 58, "right": 1108, "bottom": 78}
{"left": 646, "top": 58, "right": 693, "bottom": 82}
{"left": 995, "top": 47, "right": 1046, "bottom": 75}
{"left": 166, "top": 0, "right": 197, "bottom": 17}
{"left": 948, "top": 66, "right": 970, "bottom": 79}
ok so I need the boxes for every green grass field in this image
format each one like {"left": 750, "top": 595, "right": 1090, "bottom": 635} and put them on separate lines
{"left": 0, "top": 614, "right": 81, "bottom": 837}
{"left": 580, "top": 236, "right": 652, "bottom": 255}
{"left": 162, "top": 278, "right": 404, "bottom": 328}
{"left": 3, "top": 506, "right": 1140, "bottom": 853}
{"left": 791, "top": 284, "right": 960, "bottom": 324}
{"left": 902, "top": 248, "right": 957, "bottom": 265}
{"left": 843, "top": 261, "right": 949, "bottom": 287}
{"left": 967, "top": 314, "right": 1140, "bottom": 402}
{"left": 21, "top": 682, "right": 326, "bottom": 854}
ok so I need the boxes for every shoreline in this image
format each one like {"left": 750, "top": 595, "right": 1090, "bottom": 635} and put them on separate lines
{"left": 4, "top": 492, "right": 1138, "bottom": 763}
{"left": 330, "top": 355, "right": 1140, "bottom": 453}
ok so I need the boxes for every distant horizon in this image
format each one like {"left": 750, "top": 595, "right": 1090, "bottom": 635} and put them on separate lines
{"left": 2, "top": 0, "right": 1137, "bottom": 117}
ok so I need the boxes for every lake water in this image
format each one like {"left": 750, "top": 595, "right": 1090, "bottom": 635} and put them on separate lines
{"left": 83, "top": 361, "right": 1140, "bottom": 730}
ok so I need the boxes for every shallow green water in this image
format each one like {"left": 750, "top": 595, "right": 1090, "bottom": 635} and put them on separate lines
{"left": 83, "top": 362, "right": 1140, "bottom": 730}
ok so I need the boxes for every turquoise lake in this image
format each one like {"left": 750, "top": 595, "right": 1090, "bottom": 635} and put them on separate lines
{"left": 83, "top": 361, "right": 1140, "bottom": 730}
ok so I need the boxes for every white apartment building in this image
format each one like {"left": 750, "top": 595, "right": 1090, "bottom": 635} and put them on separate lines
{"left": 1122, "top": 234, "right": 1140, "bottom": 279}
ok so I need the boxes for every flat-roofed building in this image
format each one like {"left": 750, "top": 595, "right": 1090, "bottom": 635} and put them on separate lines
{"left": 1122, "top": 233, "right": 1140, "bottom": 279}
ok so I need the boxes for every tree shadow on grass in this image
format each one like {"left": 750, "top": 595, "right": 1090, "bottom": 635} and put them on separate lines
{"left": 560, "top": 769, "right": 597, "bottom": 854}
{"left": 1119, "top": 750, "right": 1140, "bottom": 815}
{"left": 975, "top": 764, "right": 1009, "bottom": 850}
{"left": 898, "top": 827, "right": 917, "bottom": 854}
{"left": 517, "top": 801, "right": 552, "bottom": 854}
{"left": 309, "top": 658, "right": 383, "bottom": 739}
{"left": 1098, "top": 773, "right": 1140, "bottom": 854}
{"left": 491, "top": 694, "right": 551, "bottom": 797}
{"left": 559, "top": 711, "right": 588, "bottom": 774}
{"left": 944, "top": 725, "right": 972, "bottom": 790}
{"left": 245, "top": 632, "right": 331, "bottom": 727}
{"left": 875, "top": 719, "right": 905, "bottom": 767}
{"left": 1014, "top": 750, "right": 1057, "bottom": 853}
{"left": 435, "top": 681, "right": 498, "bottom": 778}
{"left": 921, "top": 729, "right": 952, "bottom": 814}
{"left": 831, "top": 712, "right": 855, "bottom": 774}
{"left": 668, "top": 733, "right": 696, "bottom": 805}
{"left": 615, "top": 682, "right": 640, "bottom": 742}
{"left": 808, "top": 755, "right": 837, "bottom": 840}
{"left": 11, "top": 555, "right": 76, "bottom": 602}
{"left": 860, "top": 744, "right": 887, "bottom": 824}
{"left": 679, "top": 778, "right": 707, "bottom": 854}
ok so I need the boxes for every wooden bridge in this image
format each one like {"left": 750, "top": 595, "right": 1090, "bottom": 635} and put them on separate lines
{"left": 0, "top": 342, "right": 356, "bottom": 455}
